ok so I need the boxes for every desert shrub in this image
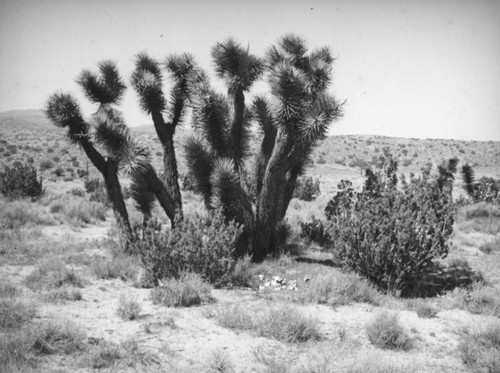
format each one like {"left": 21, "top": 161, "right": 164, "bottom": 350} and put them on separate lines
{"left": 84, "top": 178, "right": 100, "bottom": 193}
{"left": 230, "top": 255, "right": 256, "bottom": 287}
{"left": 53, "top": 156, "right": 60, "bottom": 163}
{"left": 63, "top": 199, "right": 107, "bottom": 225}
{"left": 402, "top": 259, "right": 483, "bottom": 298}
{"left": 0, "top": 298, "right": 36, "bottom": 330}
{"left": 406, "top": 299, "right": 439, "bottom": 318}
{"left": 462, "top": 164, "right": 500, "bottom": 205}
{"left": 366, "top": 312, "right": 413, "bottom": 351}
{"left": 0, "top": 164, "right": 43, "bottom": 200}
{"left": 117, "top": 294, "right": 141, "bottom": 320}
{"left": 150, "top": 272, "right": 212, "bottom": 307}
{"left": 24, "top": 260, "right": 83, "bottom": 292}
{"left": 449, "top": 282, "right": 500, "bottom": 317}
{"left": 90, "top": 253, "right": 140, "bottom": 282}
{"left": 479, "top": 236, "right": 500, "bottom": 254}
{"left": 68, "top": 187, "right": 85, "bottom": 197}
{"left": 298, "top": 271, "right": 381, "bottom": 307}
{"left": 325, "top": 152, "right": 455, "bottom": 295}
{"left": 316, "top": 154, "right": 326, "bottom": 164}
{"left": 212, "top": 303, "right": 320, "bottom": 343}
{"left": 53, "top": 167, "right": 64, "bottom": 176}
{"left": 300, "top": 217, "right": 331, "bottom": 246}
{"left": 0, "top": 200, "right": 55, "bottom": 229}
{"left": 459, "top": 323, "right": 500, "bottom": 373}
{"left": 39, "top": 160, "right": 54, "bottom": 171}
{"left": 138, "top": 212, "right": 243, "bottom": 287}
{"left": 83, "top": 338, "right": 159, "bottom": 370}
{"left": 293, "top": 176, "right": 321, "bottom": 201}
{"left": 31, "top": 321, "right": 86, "bottom": 355}
{"left": 77, "top": 169, "right": 88, "bottom": 178}
{"left": 457, "top": 203, "right": 500, "bottom": 235}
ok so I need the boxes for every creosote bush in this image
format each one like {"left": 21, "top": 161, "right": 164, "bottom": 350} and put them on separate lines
{"left": 325, "top": 151, "right": 455, "bottom": 295}
{"left": 138, "top": 211, "right": 242, "bottom": 287}
{"left": 0, "top": 163, "right": 43, "bottom": 200}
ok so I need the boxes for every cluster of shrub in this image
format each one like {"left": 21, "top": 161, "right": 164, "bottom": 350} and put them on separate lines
{"left": 301, "top": 152, "right": 488, "bottom": 297}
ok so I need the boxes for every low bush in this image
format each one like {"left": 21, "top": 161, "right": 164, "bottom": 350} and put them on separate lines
{"left": 459, "top": 323, "right": 500, "bottom": 373}
{"left": 230, "top": 255, "right": 256, "bottom": 287}
{"left": 0, "top": 164, "right": 43, "bottom": 200}
{"left": 0, "top": 298, "right": 36, "bottom": 330}
{"left": 479, "top": 236, "right": 500, "bottom": 254}
{"left": 300, "top": 218, "right": 331, "bottom": 246}
{"left": 406, "top": 299, "right": 439, "bottom": 318}
{"left": 366, "top": 312, "right": 413, "bottom": 351}
{"left": 293, "top": 176, "right": 321, "bottom": 201}
{"left": 83, "top": 338, "right": 160, "bottom": 370}
{"left": 138, "top": 212, "right": 242, "bottom": 287}
{"left": 0, "top": 200, "right": 56, "bottom": 229}
{"left": 325, "top": 151, "right": 455, "bottom": 295}
{"left": 24, "top": 260, "right": 83, "bottom": 293}
{"left": 39, "top": 160, "right": 54, "bottom": 171}
{"left": 90, "top": 253, "right": 140, "bottom": 282}
{"left": 299, "top": 271, "right": 381, "bottom": 307}
{"left": 151, "top": 272, "right": 212, "bottom": 307}
{"left": 31, "top": 321, "right": 86, "bottom": 355}
{"left": 449, "top": 282, "right": 500, "bottom": 317}
{"left": 117, "top": 294, "right": 142, "bottom": 320}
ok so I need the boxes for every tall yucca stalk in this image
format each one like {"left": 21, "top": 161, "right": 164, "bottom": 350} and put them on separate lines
{"left": 46, "top": 61, "right": 176, "bottom": 250}
{"left": 131, "top": 52, "right": 200, "bottom": 219}
{"left": 185, "top": 35, "right": 342, "bottom": 260}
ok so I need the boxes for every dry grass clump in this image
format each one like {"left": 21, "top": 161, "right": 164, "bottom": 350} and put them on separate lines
{"left": 24, "top": 260, "right": 84, "bottom": 302}
{"left": 50, "top": 197, "right": 106, "bottom": 226}
{"left": 406, "top": 299, "right": 440, "bottom": 318}
{"left": 298, "top": 271, "right": 381, "bottom": 307}
{"left": 208, "top": 349, "right": 235, "bottom": 373}
{"left": 211, "top": 302, "right": 321, "bottom": 343}
{"left": 90, "top": 253, "right": 140, "bottom": 282}
{"left": 230, "top": 254, "right": 256, "bottom": 287}
{"left": 0, "top": 298, "right": 36, "bottom": 330}
{"left": 83, "top": 338, "right": 160, "bottom": 370}
{"left": 0, "top": 320, "right": 85, "bottom": 372}
{"left": 0, "top": 199, "right": 56, "bottom": 229}
{"left": 151, "top": 272, "right": 212, "bottom": 307}
{"left": 459, "top": 323, "right": 500, "bottom": 373}
{"left": 479, "top": 236, "right": 500, "bottom": 254}
{"left": 117, "top": 294, "right": 142, "bottom": 320}
{"left": 448, "top": 282, "right": 500, "bottom": 317}
{"left": 457, "top": 202, "right": 500, "bottom": 235}
{"left": 366, "top": 311, "right": 413, "bottom": 351}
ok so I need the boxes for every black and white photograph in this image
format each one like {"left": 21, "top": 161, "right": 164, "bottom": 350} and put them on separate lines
{"left": 1, "top": 0, "right": 499, "bottom": 371}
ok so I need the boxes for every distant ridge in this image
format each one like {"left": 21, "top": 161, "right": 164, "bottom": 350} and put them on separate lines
{"left": 0, "top": 109, "right": 45, "bottom": 117}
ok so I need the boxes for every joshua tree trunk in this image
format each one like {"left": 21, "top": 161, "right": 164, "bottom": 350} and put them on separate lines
{"left": 102, "top": 161, "right": 134, "bottom": 250}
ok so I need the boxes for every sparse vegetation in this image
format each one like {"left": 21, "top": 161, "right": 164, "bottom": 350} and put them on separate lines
{"left": 151, "top": 272, "right": 212, "bottom": 307}
{"left": 117, "top": 294, "right": 142, "bottom": 320}
{"left": 366, "top": 312, "right": 413, "bottom": 351}
{"left": 459, "top": 323, "right": 500, "bottom": 373}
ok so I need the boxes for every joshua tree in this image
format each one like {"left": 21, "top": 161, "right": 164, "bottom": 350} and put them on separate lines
{"left": 45, "top": 61, "right": 176, "bottom": 249}
{"left": 131, "top": 53, "right": 200, "bottom": 219}
{"left": 185, "top": 35, "right": 343, "bottom": 260}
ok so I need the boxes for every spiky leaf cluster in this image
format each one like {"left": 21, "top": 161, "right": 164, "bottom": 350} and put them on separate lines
{"left": 77, "top": 60, "right": 126, "bottom": 104}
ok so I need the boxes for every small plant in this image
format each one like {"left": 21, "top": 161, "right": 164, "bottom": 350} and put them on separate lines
{"left": 293, "top": 176, "right": 321, "bottom": 201}
{"left": 366, "top": 312, "right": 413, "bottom": 351}
{"left": 90, "top": 253, "right": 140, "bottom": 282}
{"left": 53, "top": 167, "right": 64, "bottom": 176}
{"left": 0, "top": 163, "right": 43, "bottom": 200}
{"left": 39, "top": 159, "right": 54, "bottom": 171}
{"left": 406, "top": 299, "right": 439, "bottom": 318}
{"left": 117, "top": 294, "right": 142, "bottom": 320}
{"left": 459, "top": 323, "right": 500, "bottom": 373}
{"left": 31, "top": 321, "right": 86, "bottom": 355}
{"left": 151, "top": 272, "right": 212, "bottom": 307}
{"left": 230, "top": 255, "right": 256, "bottom": 287}
{"left": 208, "top": 349, "right": 235, "bottom": 373}
{"left": 479, "top": 236, "right": 500, "bottom": 254}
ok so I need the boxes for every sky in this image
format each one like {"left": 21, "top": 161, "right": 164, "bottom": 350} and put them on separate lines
{"left": 1, "top": 0, "right": 499, "bottom": 141}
